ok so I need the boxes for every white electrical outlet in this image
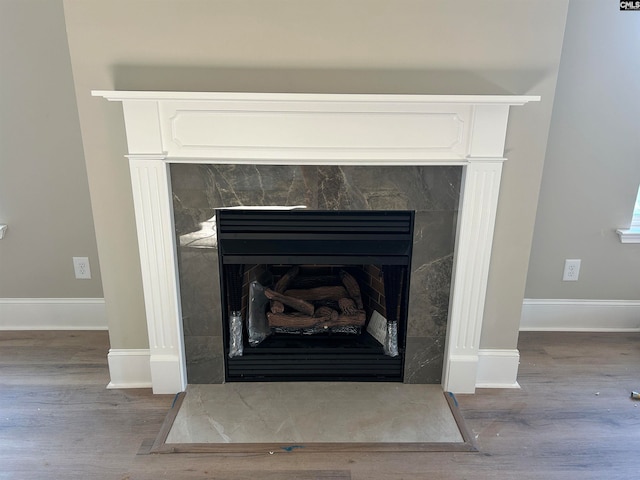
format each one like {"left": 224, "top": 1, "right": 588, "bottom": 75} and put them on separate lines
{"left": 73, "top": 257, "right": 91, "bottom": 279}
{"left": 562, "top": 259, "right": 581, "bottom": 281}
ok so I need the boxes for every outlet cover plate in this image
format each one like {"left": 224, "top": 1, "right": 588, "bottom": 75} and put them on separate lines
{"left": 563, "top": 259, "right": 581, "bottom": 281}
{"left": 73, "top": 257, "right": 92, "bottom": 279}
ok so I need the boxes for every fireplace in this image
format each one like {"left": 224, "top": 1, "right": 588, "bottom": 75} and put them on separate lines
{"left": 94, "top": 90, "right": 539, "bottom": 393}
{"left": 217, "top": 209, "right": 413, "bottom": 381}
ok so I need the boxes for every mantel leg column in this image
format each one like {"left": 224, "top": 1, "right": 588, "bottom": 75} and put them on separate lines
{"left": 129, "top": 158, "right": 186, "bottom": 394}
{"left": 443, "top": 159, "right": 504, "bottom": 393}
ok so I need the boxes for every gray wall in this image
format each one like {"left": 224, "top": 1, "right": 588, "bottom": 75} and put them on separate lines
{"left": 525, "top": 0, "right": 640, "bottom": 300}
{"left": 3, "top": 0, "right": 634, "bottom": 360}
{"left": 63, "top": 0, "right": 568, "bottom": 351}
{"left": 0, "top": 0, "right": 102, "bottom": 299}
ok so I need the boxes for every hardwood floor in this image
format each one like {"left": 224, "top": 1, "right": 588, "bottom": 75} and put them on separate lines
{"left": 1, "top": 330, "right": 639, "bottom": 479}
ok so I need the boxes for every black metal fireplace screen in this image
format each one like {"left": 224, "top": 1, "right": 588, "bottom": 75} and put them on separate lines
{"left": 217, "top": 209, "right": 414, "bottom": 381}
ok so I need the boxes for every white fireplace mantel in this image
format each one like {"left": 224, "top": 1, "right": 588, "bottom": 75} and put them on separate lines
{"left": 94, "top": 91, "right": 539, "bottom": 394}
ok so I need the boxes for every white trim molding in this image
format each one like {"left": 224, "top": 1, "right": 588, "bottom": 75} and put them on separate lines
{"left": 0, "top": 298, "right": 107, "bottom": 330}
{"left": 521, "top": 299, "right": 640, "bottom": 332}
{"left": 617, "top": 186, "right": 640, "bottom": 243}
{"left": 616, "top": 228, "right": 640, "bottom": 244}
{"left": 107, "top": 349, "right": 152, "bottom": 389}
{"left": 476, "top": 349, "right": 521, "bottom": 389}
{"left": 93, "top": 91, "right": 539, "bottom": 394}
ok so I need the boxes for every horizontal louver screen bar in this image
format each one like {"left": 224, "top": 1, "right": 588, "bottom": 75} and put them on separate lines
{"left": 218, "top": 210, "right": 413, "bottom": 235}
{"left": 228, "top": 355, "right": 403, "bottom": 381}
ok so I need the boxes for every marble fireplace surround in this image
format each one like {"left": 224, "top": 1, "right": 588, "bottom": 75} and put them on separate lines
{"left": 94, "top": 91, "right": 539, "bottom": 394}
{"left": 174, "top": 163, "right": 460, "bottom": 387}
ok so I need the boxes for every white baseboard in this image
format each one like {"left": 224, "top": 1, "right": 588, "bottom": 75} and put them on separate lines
{"left": 521, "top": 299, "right": 640, "bottom": 332}
{"left": 476, "top": 349, "right": 521, "bottom": 389}
{"left": 107, "top": 349, "right": 152, "bottom": 389}
{"left": 0, "top": 298, "right": 107, "bottom": 330}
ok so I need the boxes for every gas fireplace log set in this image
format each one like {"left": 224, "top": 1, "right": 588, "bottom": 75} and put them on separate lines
{"left": 217, "top": 209, "right": 414, "bottom": 382}
{"left": 264, "top": 267, "right": 366, "bottom": 329}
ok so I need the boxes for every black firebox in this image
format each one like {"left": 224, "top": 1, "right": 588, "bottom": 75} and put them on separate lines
{"left": 217, "top": 209, "right": 414, "bottom": 382}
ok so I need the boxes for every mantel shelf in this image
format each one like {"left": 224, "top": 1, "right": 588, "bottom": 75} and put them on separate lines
{"left": 93, "top": 90, "right": 540, "bottom": 105}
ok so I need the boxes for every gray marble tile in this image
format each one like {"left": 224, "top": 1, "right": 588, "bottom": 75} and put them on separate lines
{"left": 407, "top": 254, "right": 453, "bottom": 338}
{"left": 205, "top": 164, "right": 313, "bottom": 208}
{"left": 337, "top": 165, "right": 462, "bottom": 212}
{"left": 184, "top": 336, "right": 224, "bottom": 384}
{"left": 166, "top": 383, "right": 463, "bottom": 444}
{"left": 411, "top": 211, "right": 457, "bottom": 268}
{"left": 404, "top": 336, "right": 445, "bottom": 384}
{"left": 179, "top": 248, "right": 221, "bottom": 337}
{"left": 314, "top": 166, "right": 462, "bottom": 211}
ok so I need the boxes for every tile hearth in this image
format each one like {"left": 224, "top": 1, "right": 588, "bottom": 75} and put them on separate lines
{"left": 164, "top": 383, "right": 465, "bottom": 446}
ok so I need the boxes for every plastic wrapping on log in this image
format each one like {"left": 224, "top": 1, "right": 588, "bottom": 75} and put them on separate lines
{"left": 384, "top": 320, "right": 399, "bottom": 357}
{"left": 228, "top": 311, "right": 244, "bottom": 357}
{"left": 248, "top": 281, "right": 270, "bottom": 346}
